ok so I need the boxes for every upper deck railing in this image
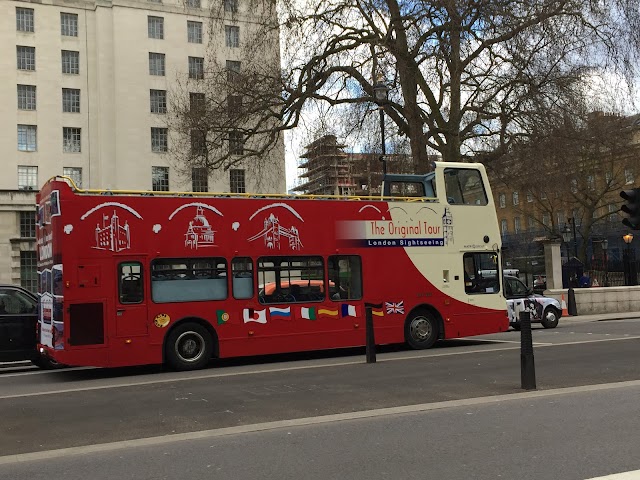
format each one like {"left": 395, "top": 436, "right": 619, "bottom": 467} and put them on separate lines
{"left": 44, "top": 176, "right": 439, "bottom": 203}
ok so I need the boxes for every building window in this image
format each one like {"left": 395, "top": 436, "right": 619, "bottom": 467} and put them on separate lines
{"left": 17, "top": 46, "right": 35, "bottom": 71}
{"left": 225, "top": 25, "right": 240, "bottom": 47}
{"left": 18, "top": 125, "right": 37, "bottom": 152}
{"left": 152, "top": 166, "right": 169, "bottom": 191}
{"left": 189, "top": 56, "right": 204, "bottom": 79}
{"left": 148, "top": 16, "right": 164, "bottom": 39}
{"left": 557, "top": 212, "right": 565, "bottom": 228}
{"left": 226, "top": 60, "right": 241, "bottom": 82}
{"left": 605, "top": 171, "right": 613, "bottom": 186}
{"left": 149, "top": 52, "right": 165, "bottom": 76}
{"left": 151, "top": 127, "right": 168, "bottom": 152}
{"left": 190, "top": 92, "right": 205, "bottom": 113}
{"left": 20, "top": 211, "right": 36, "bottom": 238}
{"left": 186, "top": 0, "right": 201, "bottom": 7}
{"left": 18, "top": 166, "right": 38, "bottom": 189}
{"left": 526, "top": 191, "right": 533, "bottom": 203}
{"left": 229, "top": 130, "right": 244, "bottom": 155}
{"left": 542, "top": 213, "right": 550, "bottom": 227}
{"left": 500, "top": 219, "right": 507, "bottom": 234}
{"left": 230, "top": 169, "right": 245, "bottom": 193}
{"left": 61, "top": 50, "right": 80, "bottom": 74}
{"left": 150, "top": 89, "right": 167, "bottom": 113}
{"left": 608, "top": 203, "right": 618, "bottom": 222}
{"left": 17, "top": 85, "right": 36, "bottom": 110}
{"left": 63, "top": 127, "right": 81, "bottom": 153}
{"left": 514, "top": 216, "right": 521, "bottom": 233}
{"left": 512, "top": 191, "right": 519, "bottom": 206}
{"left": 527, "top": 216, "right": 535, "bottom": 230}
{"left": 191, "top": 130, "right": 207, "bottom": 156}
{"left": 625, "top": 168, "right": 634, "bottom": 184}
{"left": 187, "top": 21, "right": 202, "bottom": 43}
{"left": 498, "top": 193, "right": 505, "bottom": 208}
{"left": 227, "top": 95, "right": 242, "bottom": 116}
{"left": 192, "top": 167, "right": 208, "bottom": 192}
{"left": 224, "top": 0, "right": 238, "bottom": 13}
{"left": 540, "top": 191, "right": 547, "bottom": 200}
{"left": 21, "top": 251, "right": 38, "bottom": 292}
{"left": 60, "top": 13, "right": 78, "bottom": 37}
{"left": 16, "top": 7, "right": 35, "bottom": 32}
{"left": 62, "top": 88, "right": 80, "bottom": 113}
{"left": 63, "top": 167, "right": 82, "bottom": 187}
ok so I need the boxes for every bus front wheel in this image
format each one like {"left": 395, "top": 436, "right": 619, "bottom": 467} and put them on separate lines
{"left": 166, "top": 323, "right": 213, "bottom": 371}
{"left": 405, "top": 310, "right": 439, "bottom": 350}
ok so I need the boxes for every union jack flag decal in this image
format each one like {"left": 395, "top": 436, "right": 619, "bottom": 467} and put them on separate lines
{"left": 385, "top": 301, "right": 404, "bottom": 314}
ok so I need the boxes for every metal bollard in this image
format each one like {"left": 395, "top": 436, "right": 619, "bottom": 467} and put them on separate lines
{"left": 364, "top": 303, "right": 381, "bottom": 364}
{"left": 567, "top": 287, "right": 578, "bottom": 316}
{"left": 520, "top": 310, "right": 536, "bottom": 390}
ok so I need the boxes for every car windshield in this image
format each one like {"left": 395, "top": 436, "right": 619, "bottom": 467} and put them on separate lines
{"left": 0, "top": 290, "right": 36, "bottom": 315}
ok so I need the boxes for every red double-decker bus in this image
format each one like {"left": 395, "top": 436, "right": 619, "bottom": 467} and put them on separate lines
{"left": 36, "top": 162, "right": 508, "bottom": 370}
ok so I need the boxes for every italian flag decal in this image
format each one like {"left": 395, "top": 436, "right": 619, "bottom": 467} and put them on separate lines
{"left": 301, "top": 307, "right": 316, "bottom": 320}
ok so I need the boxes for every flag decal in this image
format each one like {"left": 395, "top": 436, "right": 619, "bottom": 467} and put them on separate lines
{"left": 243, "top": 308, "right": 267, "bottom": 324}
{"left": 385, "top": 301, "right": 404, "bottom": 314}
{"left": 341, "top": 304, "right": 357, "bottom": 317}
{"left": 269, "top": 307, "right": 291, "bottom": 318}
{"left": 216, "top": 310, "right": 229, "bottom": 325}
{"left": 301, "top": 307, "right": 316, "bottom": 320}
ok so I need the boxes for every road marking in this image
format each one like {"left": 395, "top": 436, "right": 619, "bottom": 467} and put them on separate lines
{"left": 1, "top": 379, "right": 640, "bottom": 466}
{"left": 584, "top": 471, "right": 640, "bottom": 479}
{"left": 1, "top": 335, "right": 639, "bottom": 399}
{"left": 468, "top": 338, "right": 552, "bottom": 346}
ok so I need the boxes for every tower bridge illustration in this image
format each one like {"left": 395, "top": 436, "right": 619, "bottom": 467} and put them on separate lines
{"left": 248, "top": 213, "right": 303, "bottom": 250}
{"left": 94, "top": 210, "right": 130, "bottom": 252}
{"left": 184, "top": 206, "right": 216, "bottom": 249}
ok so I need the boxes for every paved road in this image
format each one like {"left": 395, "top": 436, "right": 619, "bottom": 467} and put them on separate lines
{"left": 2, "top": 382, "right": 640, "bottom": 480}
{"left": 1, "top": 318, "right": 640, "bottom": 460}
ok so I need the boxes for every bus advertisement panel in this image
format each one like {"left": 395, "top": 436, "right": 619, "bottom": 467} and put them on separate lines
{"left": 36, "top": 162, "right": 508, "bottom": 370}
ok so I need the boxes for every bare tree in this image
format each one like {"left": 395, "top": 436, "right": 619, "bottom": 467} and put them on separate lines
{"left": 168, "top": 0, "right": 640, "bottom": 178}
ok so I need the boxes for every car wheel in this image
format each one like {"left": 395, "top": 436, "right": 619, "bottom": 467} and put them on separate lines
{"left": 165, "top": 323, "right": 213, "bottom": 371}
{"left": 541, "top": 307, "right": 560, "bottom": 329}
{"left": 404, "top": 309, "right": 439, "bottom": 350}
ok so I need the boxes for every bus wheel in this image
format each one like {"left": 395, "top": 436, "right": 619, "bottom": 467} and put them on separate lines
{"left": 405, "top": 310, "right": 439, "bottom": 350}
{"left": 166, "top": 323, "right": 212, "bottom": 371}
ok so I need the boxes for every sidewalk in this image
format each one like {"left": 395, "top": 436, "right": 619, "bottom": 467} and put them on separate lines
{"left": 564, "top": 311, "right": 640, "bottom": 323}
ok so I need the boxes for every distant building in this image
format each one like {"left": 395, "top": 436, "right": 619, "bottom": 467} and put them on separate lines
{"left": 293, "top": 134, "right": 438, "bottom": 196}
{"left": 0, "top": 0, "right": 284, "bottom": 287}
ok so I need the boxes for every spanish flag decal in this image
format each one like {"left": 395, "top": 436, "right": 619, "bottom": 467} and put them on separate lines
{"left": 318, "top": 308, "right": 339, "bottom": 318}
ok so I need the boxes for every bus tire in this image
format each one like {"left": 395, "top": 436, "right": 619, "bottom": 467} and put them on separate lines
{"left": 405, "top": 309, "right": 439, "bottom": 350}
{"left": 165, "top": 323, "right": 212, "bottom": 371}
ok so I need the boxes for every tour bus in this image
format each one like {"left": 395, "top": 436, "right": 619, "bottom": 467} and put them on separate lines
{"left": 36, "top": 162, "right": 508, "bottom": 370}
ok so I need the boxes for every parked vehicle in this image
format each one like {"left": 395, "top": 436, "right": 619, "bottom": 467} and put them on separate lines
{"left": 504, "top": 275, "right": 561, "bottom": 330}
{"left": 533, "top": 274, "right": 547, "bottom": 294}
{"left": 0, "top": 285, "right": 57, "bottom": 368}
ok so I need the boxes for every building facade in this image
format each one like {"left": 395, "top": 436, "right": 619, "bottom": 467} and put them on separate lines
{"left": 0, "top": 0, "right": 285, "bottom": 287}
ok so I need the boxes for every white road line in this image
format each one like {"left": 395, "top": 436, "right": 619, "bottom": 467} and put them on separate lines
{"left": 584, "top": 471, "right": 640, "bottom": 479}
{"left": 1, "top": 379, "right": 640, "bottom": 466}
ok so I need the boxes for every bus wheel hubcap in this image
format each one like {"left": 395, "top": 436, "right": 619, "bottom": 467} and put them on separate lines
{"left": 411, "top": 317, "right": 432, "bottom": 342}
{"left": 175, "top": 331, "right": 205, "bottom": 363}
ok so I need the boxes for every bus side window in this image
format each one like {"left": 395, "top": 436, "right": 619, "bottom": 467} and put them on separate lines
{"left": 328, "top": 255, "right": 362, "bottom": 301}
{"left": 232, "top": 257, "right": 253, "bottom": 300}
{"left": 119, "top": 262, "right": 144, "bottom": 304}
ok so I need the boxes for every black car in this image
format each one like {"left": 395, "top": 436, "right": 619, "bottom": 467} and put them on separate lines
{"left": 0, "top": 284, "right": 54, "bottom": 368}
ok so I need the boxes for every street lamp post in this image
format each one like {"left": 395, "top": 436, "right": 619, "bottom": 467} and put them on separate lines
{"left": 373, "top": 79, "right": 389, "bottom": 176}
{"left": 602, "top": 238, "right": 608, "bottom": 287}
{"left": 623, "top": 233, "right": 634, "bottom": 286}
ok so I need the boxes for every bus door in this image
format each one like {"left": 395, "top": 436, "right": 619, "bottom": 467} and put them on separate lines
{"left": 115, "top": 258, "right": 148, "bottom": 338}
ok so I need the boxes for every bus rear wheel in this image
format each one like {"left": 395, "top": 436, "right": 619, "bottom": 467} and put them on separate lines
{"left": 166, "top": 323, "right": 212, "bottom": 371}
{"left": 405, "top": 309, "right": 439, "bottom": 350}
